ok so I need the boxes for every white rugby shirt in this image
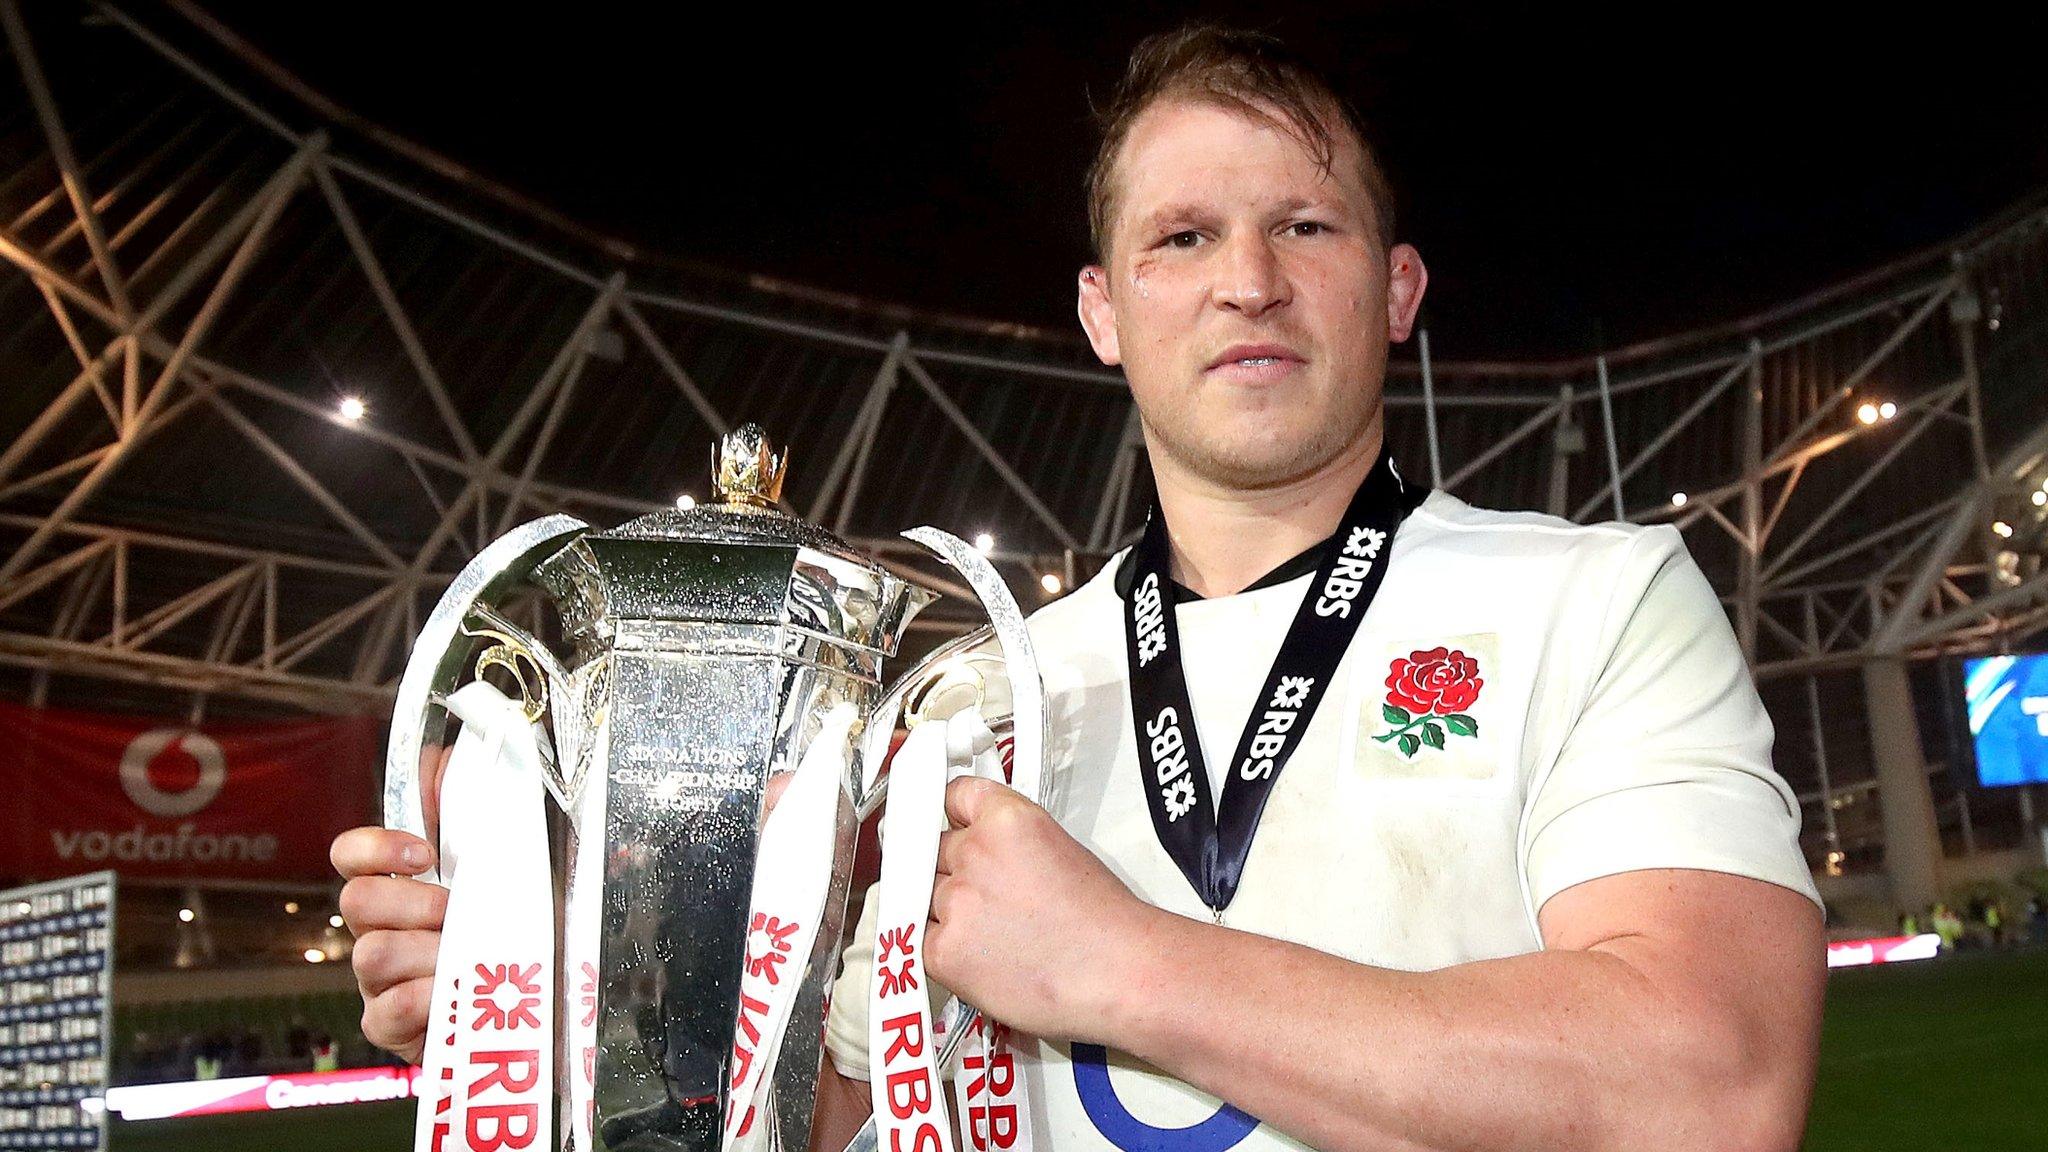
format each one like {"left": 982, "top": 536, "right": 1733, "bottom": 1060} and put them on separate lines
{"left": 823, "top": 487, "right": 1821, "bottom": 1152}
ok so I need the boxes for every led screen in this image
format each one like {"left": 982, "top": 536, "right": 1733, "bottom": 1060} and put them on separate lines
{"left": 1963, "top": 652, "right": 2048, "bottom": 786}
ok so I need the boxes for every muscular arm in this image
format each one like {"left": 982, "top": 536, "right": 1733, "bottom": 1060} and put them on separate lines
{"left": 1108, "top": 869, "right": 1822, "bottom": 1152}
{"left": 810, "top": 1065, "right": 873, "bottom": 1152}
{"left": 928, "top": 780, "right": 1825, "bottom": 1152}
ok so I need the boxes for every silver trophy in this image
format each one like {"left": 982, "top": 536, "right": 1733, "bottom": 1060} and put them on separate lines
{"left": 384, "top": 425, "right": 1042, "bottom": 1152}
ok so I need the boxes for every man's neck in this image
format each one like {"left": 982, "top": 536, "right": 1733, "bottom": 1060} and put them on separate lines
{"left": 1150, "top": 420, "right": 1384, "bottom": 600}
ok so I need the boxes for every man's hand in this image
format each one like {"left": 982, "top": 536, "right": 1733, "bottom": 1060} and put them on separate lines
{"left": 924, "top": 776, "right": 1158, "bottom": 1041}
{"left": 331, "top": 827, "right": 444, "bottom": 1064}
{"left": 329, "top": 759, "right": 800, "bottom": 1064}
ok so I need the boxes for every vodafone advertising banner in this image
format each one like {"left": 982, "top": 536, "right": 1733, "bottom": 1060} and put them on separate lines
{"left": 0, "top": 701, "right": 377, "bottom": 882}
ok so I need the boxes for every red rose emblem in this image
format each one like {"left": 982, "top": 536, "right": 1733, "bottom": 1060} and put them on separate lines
{"left": 1385, "top": 647, "right": 1483, "bottom": 716}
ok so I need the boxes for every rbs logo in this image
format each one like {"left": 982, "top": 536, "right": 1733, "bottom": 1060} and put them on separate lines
{"left": 1133, "top": 573, "right": 1169, "bottom": 667}
{"left": 1312, "top": 525, "right": 1387, "bottom": 618}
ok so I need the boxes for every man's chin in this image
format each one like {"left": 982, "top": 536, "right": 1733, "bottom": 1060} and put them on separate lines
{"left": 1178, "top": 433, "right": 1351, "bottom": 491}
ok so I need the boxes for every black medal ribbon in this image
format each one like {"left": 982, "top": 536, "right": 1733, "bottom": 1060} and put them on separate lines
{"left": 1122, "top": 452, "right": 1413, "bottom": 914}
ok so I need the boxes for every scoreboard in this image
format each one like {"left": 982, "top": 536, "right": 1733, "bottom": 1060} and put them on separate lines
{"left": 0, "top": 873, "right": 114, "bottom": 1151}
{"left": 1964, "top": 652, "right": 2048, "bottom": 785}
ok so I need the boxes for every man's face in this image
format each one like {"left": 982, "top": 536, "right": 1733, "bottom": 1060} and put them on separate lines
{"left": 1077, "top": 98, "right": 1426, "bottom": 490}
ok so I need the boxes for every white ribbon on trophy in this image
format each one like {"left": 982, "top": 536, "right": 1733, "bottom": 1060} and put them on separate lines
{"left": 941, "top": 725, "right": 1035, "bottom": 1152}
{"left": 724, "top": 704, "right": 861, "bottom": 1150}
{"left": 562, "top": 717, "right": 607, "bottom": 1152}
{"left": 868, "top": 717, "right": 958, "bottom": 1152}
{"left": 414, "top": 681, "right": 556, "bottom": 1152}
{"left": 866, "top": 708, "right": 1035, "bottom": 1152}
{"left": 952, "top": 1014, "right": 1031, "bottom": 1152}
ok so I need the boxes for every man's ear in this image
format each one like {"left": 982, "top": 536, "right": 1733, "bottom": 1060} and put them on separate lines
{"left": 1385, "top": 243, "right": 1428, "bottom": 344}
{"left": 1076, "top": 265, "right": 1122, "bottom": 366}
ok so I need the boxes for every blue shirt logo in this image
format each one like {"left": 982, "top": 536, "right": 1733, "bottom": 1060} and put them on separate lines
{"left": 1071, "top": 1043, "right": 1259, "bottom": 1152}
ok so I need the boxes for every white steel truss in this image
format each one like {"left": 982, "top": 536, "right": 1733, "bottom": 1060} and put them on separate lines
{"left": 0, "top": 3, "right": 2045, "bottom": 874}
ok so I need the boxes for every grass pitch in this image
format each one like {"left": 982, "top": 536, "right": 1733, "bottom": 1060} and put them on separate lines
{"left": 1805, "top": 946, "right": 2048, "bottom": 1150}
{"left": 107, "top": 948, "right": 2048, "bottom": 1151}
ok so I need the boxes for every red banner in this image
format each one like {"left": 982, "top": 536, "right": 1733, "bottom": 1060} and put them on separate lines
{"left": 0, "top": 700, "right": 378, "bottom": 882}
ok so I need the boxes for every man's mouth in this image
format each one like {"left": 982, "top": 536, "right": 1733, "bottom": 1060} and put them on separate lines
{"left": 1205, "top": 343, "right": 1306, "bottom": 375}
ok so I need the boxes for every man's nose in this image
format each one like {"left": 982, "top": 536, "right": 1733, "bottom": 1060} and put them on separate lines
{"left": 1209, "top": 232, "right": 1291, "bottom": 317}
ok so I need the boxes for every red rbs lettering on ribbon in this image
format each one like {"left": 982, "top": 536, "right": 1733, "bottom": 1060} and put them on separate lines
{"left": 428, "top": 1068, "right": 455, "bottom": 1152}
{"left": 469, "top": 963, "right": 544, "bottom": 1032}
{"left": 877, "top": 1010, "right": 943, "bottom": 1152}
{"left": 467, "top": 1050, "right": 540, "bottom": 1099}
{"left": 890, "top": 1124, "right": 945, "bottom": 1152}
{"left": 879, "top": 1012, "right": 925, "bottom": 1065}
{"left": 878, "top": 923, "right": 917, "bottom": 963}
{"left": 747, "top": 913, "right": 799, "bottom": 984}
{"left": 728, "top": 904, "right": 809, "bottom": 1135}
{"left": 464, "top": 1050, "right": 542, "bottom": 1152}
{"left": 965, "top": 1104, "right": 1020, "bottom": 1151}
{"left": 961, "top": 1024, "right": 1022, "bottom": 1150}
{"left": 577, "top": 961, "right": 598, "bottom": 1029}
{"left": 575, "top": 959, "right": 598, "bottom": 1138}
{"left": 466, "top": 1102, "right": 540, "bottom": 1152}
{"left": 431, "top": 1118, "right": 452, "bottom": 1152}
{"left": 730, "top": 990, "right": 769, "bottom": 1089}
{"left": 877, "top": 922, "right": 921, "bottom": 997}
{"left": 886, "top": 1068, "right": 936, "bottom": 1120}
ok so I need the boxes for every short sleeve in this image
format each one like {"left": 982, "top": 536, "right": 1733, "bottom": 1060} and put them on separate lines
{"left": 1522, "top": 526, "right": 1822, "bottom": 918}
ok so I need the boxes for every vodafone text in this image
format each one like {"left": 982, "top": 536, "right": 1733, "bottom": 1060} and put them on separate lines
{"left": 51, "top": 823, "right": 278, "bottom": 865}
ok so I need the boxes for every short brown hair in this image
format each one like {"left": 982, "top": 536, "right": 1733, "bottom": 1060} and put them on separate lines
{"left": 1085, "top": 24, "right": 1397, "bottom": 262}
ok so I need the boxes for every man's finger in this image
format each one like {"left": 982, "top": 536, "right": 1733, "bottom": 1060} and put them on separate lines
{"left": 351, "top": 928, "right": 441, "bottom": 997}
{"left": 419, "top": 742, "right": 454, "bottom": 849}
{"left": 361, "top": 976, "right": 432, "bottom": 1060}
{"left": 331, "top": 827, "right": 434, "bottom": 880}
{"left": 943, "top": 775, "right": 1006, "bottom": 828}
{"left": 763, "top": 770, "right": 793, "bottom": 820}
{"left": 340, "top": 875, "right": 449, "bottom": 934}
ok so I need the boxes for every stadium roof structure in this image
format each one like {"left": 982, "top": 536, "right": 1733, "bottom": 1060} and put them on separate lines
{"left": 1, "top": 2, "right": 2046, "bottom": 853}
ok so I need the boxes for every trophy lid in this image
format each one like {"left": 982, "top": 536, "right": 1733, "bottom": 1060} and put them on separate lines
{"left": 595, "top": 424, "right": 865, "bottom": 559}
{"left": 714, "top": 424, "right": 786, "bottom": 509}
{"left": 548, "top": 424, "right": 934, "bottom": 656}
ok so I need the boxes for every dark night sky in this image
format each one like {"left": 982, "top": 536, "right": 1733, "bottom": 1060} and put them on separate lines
{"left": 188, "top": 1, "right": 2048, "bottom": 359}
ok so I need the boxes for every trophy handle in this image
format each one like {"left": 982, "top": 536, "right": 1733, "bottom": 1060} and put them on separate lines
{"left": 840, "top": 528, "right": 1049, "bottom": 1152}
{"left": 384, "top": 514, "right": 589, "bottom": 883}
{"left": 852, "top": 625, "right": 994, "bottom": 821}
{"left": 898, "top": 527, "right": 1046, "bottom": 808}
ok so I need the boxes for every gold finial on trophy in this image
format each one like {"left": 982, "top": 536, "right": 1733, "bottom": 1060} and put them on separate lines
{"left": 713, "top": 423, "right": 788, "bottom": 509}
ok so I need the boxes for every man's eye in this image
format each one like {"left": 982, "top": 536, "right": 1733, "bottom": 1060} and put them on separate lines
{"left": 1286, "top": 220, "right": 1328, "bottom": 237}
{"left": 1164, "top": 230, "right": 1204, "bottom": 249}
